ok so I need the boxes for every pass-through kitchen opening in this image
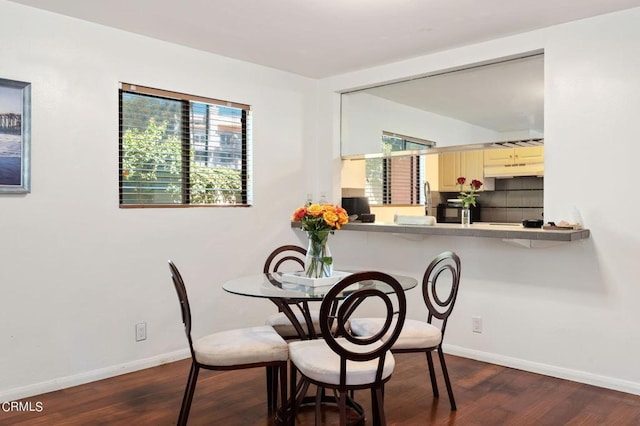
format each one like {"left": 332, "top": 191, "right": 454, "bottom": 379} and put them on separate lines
{"left": 437, "top": 176, "right": 543, "bottom": 224}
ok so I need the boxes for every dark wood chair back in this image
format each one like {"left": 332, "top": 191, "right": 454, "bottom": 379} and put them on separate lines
{"left": 319, "top": 271, "right": 407, "bottom": 386}
{"left": 263, "top": 245, "right": 318, "bottom": 339}
{"left": 263, "top": 244, "right": 306, "bottom": 273}
{"left": 422, "top": 251, "right": 461, "bottom": 339}
{"left": 168, "top": 260, "right": 195, "bottom": 359}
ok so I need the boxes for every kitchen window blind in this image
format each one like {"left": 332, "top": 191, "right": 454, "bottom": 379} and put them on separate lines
{"left": 119, "top": 83, "right": 252, "bottom": 207}
{"left": 365, "top": 132, "right": 433, "bottom": 205}
{"left": 366, "top": 156, "right": 422, "bottom": 205}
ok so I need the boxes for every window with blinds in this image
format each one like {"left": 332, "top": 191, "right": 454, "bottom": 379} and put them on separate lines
{"left": 119, "top": 83, "right": 252, "bottom": 207}
{"left": 365, "top": 132, "right": 434, "bottom": 205}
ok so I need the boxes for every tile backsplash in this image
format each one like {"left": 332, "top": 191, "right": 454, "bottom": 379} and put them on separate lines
{"left": 444, "top": 176, "right": 544, "bottom": 223}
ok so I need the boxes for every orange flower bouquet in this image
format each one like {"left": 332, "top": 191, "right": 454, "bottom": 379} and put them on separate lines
{"left": 291, "top": 203, "right": 349, "bottom": 278}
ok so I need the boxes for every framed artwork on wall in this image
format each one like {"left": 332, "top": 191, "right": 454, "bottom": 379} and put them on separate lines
{"left": 0, "top": 77, "right": 31, "bottom": 194}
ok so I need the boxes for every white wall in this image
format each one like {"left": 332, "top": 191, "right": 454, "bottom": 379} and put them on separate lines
{"left": 2, "top": 0, "right": 640, "bottom": 402}
{"left": 320, "top": 8, "right": 640, "bottom": 395}
{"left": 0, "top": 1, "right": 318, "bottom": 399}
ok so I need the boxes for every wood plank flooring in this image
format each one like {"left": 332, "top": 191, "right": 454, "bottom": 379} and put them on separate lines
{"left": 3, "top": 353, "right": 640, "bottom": 425}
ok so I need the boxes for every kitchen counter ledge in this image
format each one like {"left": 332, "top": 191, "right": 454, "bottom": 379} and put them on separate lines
{"left": 291, "top": 221, "right": 590, "bottom": 244}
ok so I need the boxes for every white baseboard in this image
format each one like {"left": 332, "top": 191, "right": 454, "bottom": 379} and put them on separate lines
{"left": 0, "top": 349, "right": 190, "bottom": 402}
{"left": 444, "top": 344, "right": 640, "bottom": 396}
{"left": 5, "top": 345, "right": 640, "bottom": 403}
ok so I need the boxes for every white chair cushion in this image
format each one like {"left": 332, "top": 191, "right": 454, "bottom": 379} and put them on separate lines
{"left": 193, "top": 325, "right": 289, "bottom": 366}
{"left": 349, "top": 318, "right": 442, "bottom": 350}
{"left": 266, "top": 310, "right": 321, "bottom": 338}
{"left": 288, "top": 338, "right": 395, "bottom": 386}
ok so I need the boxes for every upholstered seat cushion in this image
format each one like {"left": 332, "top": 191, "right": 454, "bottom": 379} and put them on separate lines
{"left": 349, "top": 318, "right": 442, "bottom": 350}
{"left": 266, "top": 310, "right": 321, "bottom": 338}
{"left": 193, "top": 325, "right": 289, "bottom": 366}
{"left": 288, "top": 338, "right": 395, "bottom": 386}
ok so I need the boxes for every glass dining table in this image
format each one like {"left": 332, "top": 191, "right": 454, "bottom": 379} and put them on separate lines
{"left": 223, "top": 271, "right": 418, "bottom": 424}
{"left": 222, "top": 270, "right": 418, "bottom": 339}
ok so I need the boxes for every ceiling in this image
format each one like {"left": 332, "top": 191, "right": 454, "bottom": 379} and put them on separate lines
{"left": 8, "top": 0, "right": 640, "bottom": 78}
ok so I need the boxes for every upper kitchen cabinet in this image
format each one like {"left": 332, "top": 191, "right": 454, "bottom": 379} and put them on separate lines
{"left": 484, "top": 145, "right": 543, "bottom": 166}
{"left": 484, "top": 145, "right": 544, "bottom": 177}
{"left": 438, "top": 150, "right": 484, "bottom": 192}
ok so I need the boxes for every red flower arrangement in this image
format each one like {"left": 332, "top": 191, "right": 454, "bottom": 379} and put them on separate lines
{"left": 457, "top": 177, "right": 483, "bottom": 208}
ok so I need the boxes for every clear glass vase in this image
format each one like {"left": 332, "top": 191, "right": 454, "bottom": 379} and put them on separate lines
{"left": 461, "top": 208, "right": 471, "bottom": 227}
{"left": 305, "top": 231, "right": 333, "bottom": 278}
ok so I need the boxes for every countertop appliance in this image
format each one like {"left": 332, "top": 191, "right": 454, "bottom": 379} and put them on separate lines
{"left": 436, "top": 201, "right": 481, "bottom": 224}
{"left": 522, "top": 219, "right": 544, "bottom": 228}
{"left": 341, "top": 196, "right": 371, "bottom": 221}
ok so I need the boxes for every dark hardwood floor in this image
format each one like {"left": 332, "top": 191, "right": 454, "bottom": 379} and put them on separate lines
{"left": 3, "top": 353, "right": 640, "bottom": 425}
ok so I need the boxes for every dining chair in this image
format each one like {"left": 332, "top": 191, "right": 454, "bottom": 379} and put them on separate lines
{"left": 263, "top": 245, "right": 322, "bottom": 339}
{"left": 288, "top": 271, "right": 407, "bottom": 425}
{"left": 168, "top": 260, "right": 289, "bottom": 425}
{"left": 349, "top": 251, "right": 461, "bottom": 410}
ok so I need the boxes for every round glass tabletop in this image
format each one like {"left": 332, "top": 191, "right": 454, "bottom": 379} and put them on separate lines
{"left": 222, "top": 271, "right": 418, "bottom": 301}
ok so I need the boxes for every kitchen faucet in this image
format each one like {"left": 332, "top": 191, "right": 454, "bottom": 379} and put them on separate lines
{"left": 424, "top": 180, "right": 432, "bottom": 216}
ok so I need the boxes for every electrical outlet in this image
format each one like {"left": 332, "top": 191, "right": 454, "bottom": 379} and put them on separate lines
{"left": 472, "top": 317, "right": 483, "bottom": 333}
{"left": 135, "top": 322, "right": 147, "bottom": 341}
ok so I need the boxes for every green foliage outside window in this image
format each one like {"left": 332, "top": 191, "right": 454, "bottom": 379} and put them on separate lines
{"left": 121, "top": 118, "right": 241, "bottom": 205}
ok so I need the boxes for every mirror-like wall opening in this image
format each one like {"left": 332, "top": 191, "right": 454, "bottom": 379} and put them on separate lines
{"left": 340, "top": 53, "right": 544, "bottom": 224}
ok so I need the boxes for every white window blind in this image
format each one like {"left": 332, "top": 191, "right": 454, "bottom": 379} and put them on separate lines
{"left": 119, "top": 83, "right": 252, "bottom": 207}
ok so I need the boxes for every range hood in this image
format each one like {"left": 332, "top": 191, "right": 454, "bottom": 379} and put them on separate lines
{"left": 341, "top": 138, "right": 543, "bottom": 161}
{"left": 484, "top": 163, "right": 544, "bottom": 178}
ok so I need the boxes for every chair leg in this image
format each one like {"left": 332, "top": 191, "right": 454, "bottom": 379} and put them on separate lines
{"left": 426, "top": 351, "right": 440, "bottom": 398}
{"left": 370, "top": 388, "right": 379, "bottom": 426}
{"left": 371, "top": 386, "right": 386, "bottom": 426}
{"left": 289, "top": 361, "right": 297, "bottom": 425}
{"left": 437, "top": 347, "right": 457, "bottom": 410}
{"left": 178, "top": 361, "right": 200, "bottom": 426}
{"left": 314, "top": 386, "right": 323, "bottom": 425}
{"left": 266, "top": 366, "right": 279, "bottom": 414}
{"left": 266, "top": 366, "right": 274, "bottom": 413}
{"left": 339, "top": 391, "right": 347, "bottom": 426}
{"left": 278, "top": 362, "right": 288, "bottom": 425}
{"left": 371, "top": 388, "right": 379, "bottom": 426}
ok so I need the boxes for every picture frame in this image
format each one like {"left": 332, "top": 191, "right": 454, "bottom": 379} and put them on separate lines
{"left": 0, "top": 77, "right": 31, "bottom": 193}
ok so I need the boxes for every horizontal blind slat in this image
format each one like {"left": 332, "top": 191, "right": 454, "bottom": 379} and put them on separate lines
{"left": 366, "top": 155, "right": 424, "bottom": 205}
